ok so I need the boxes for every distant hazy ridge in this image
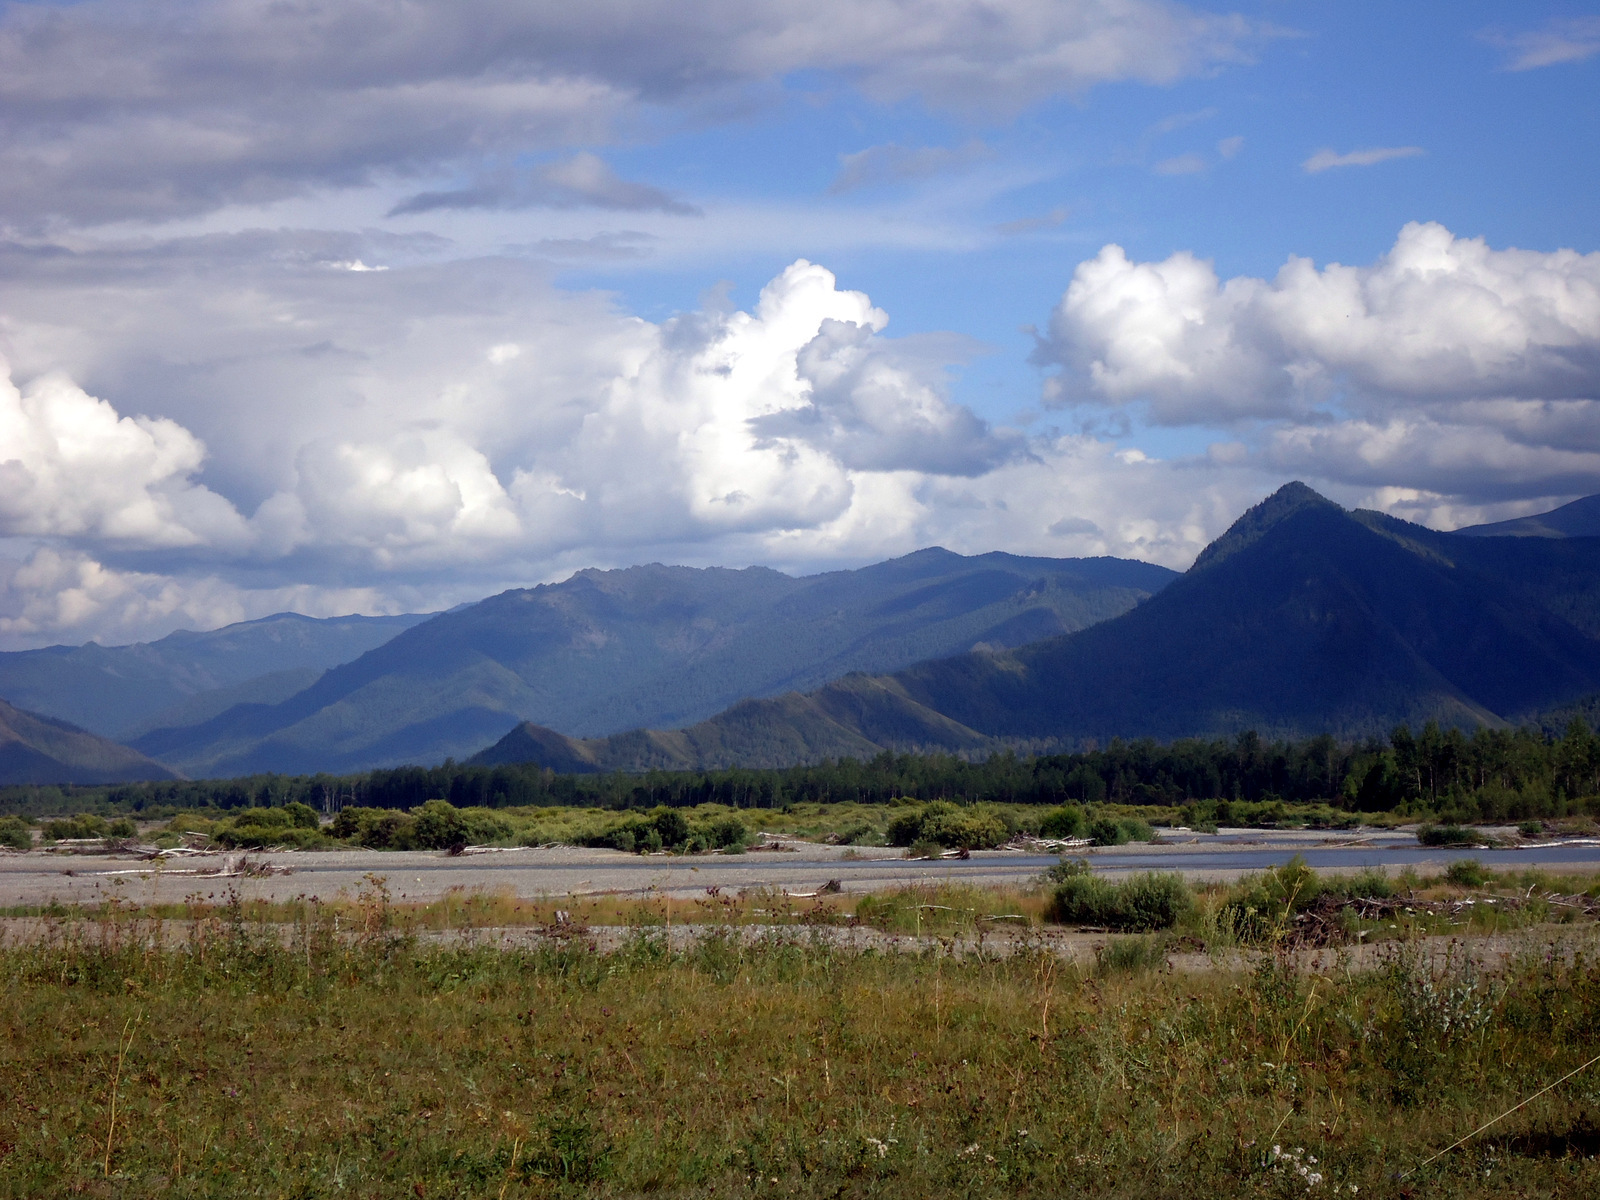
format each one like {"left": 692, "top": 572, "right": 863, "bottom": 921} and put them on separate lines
{"left": 478, "top": 484, "right": 1600, "bottom": 772}
{"left": 127, "top": 550, "right": 1174, "bottom": 777}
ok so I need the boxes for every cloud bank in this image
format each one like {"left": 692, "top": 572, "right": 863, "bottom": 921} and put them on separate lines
{"left": 1037, "top": 220, "right": 1600, "bottom": 506}
{"left": 0, "top": 0, "right": 1260, "bottom": 228}
{"left": 4, "top": 221, "right": 1597, "bottom": 648}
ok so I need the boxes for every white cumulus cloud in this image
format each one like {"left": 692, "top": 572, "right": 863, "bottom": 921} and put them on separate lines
{"left": 1036, "top": 221, "right": 1600, "bottom": 505}
{"left": 0, "top": 361, "right": 248, "bottom": 549}
{"left": 1040, "top": 221, "right": 1600, "bottom": 420}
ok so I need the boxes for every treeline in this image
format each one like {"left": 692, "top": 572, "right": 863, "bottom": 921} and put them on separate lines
{"left": 2, "top": 718, "right": 1598, "bottom": 822}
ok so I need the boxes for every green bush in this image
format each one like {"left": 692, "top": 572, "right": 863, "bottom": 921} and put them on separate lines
{"left": 907, "top": 838, "right": 944, "bottom": 860}
{"left": 886, "top": 802, "right": 1006, "bottom": 850}
{"left": 106, "top": 817, "right": 138, "bottom": 838}
{"left": 701, "top": 816, "right": 750, "bottom": 850}
{"left": 460, "top": 808, "right": 514, "bottom": 845}
{"left": 226, "top": 806, "right": 291, "bottom": 829}
{"left": 283, "top": 802, "right": 321, "bottom": 829}
{"left": 649, "top": 807, "right": 690, "bottom": 848}
{"left": 1418, "top": 824, "right": 1483, "bottom": 847}
{"left": 1219, "top": 856, "right": 1344, "bottom": 943}
{"left": 1045, "top": 861, "right": 1191, "bottom": 931}
{"left": 1087, "top": 816, "right": 1154, "bottom": 846}
{"left": 1086, "top": 818, "right": 1123, "bottom": 846}
{"left": 583, "top": 807, "right": 696, "bottom": 854}
{"left": 1518, "top": 820, "right": 1543, "bottom": 838}
{"left": 885, "top": 806, "right": 931, "bottom": 847}
{"left": 412, "top": 799, "right": 467, "bottom": 849}
{"left": 330, "top": 806, "right": 418, "bottom": 849}
{"left": 41, "top": 814, "right": 108, "bottom": 841}
{"left": 1038, "top": 805, "right": 1086, "bottom": 839}
{"left": 212, "top": 804, "right": 331, "bottom": 848}
{"left": 838, "top": 822, "right": 877, "bottom": 845}
{"left": 1324, "top": 867, "right": 1394, "bottom": 900}
{"left": 1446, "top": 858, "right": 1490, "bottom": 888}
{"left": 0, "top": 815, "right": 32, "bottom": 850}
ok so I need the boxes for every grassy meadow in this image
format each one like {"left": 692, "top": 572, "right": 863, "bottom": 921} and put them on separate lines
{"left": 4, "top": 866, "right": 1600, "bottom": 1197}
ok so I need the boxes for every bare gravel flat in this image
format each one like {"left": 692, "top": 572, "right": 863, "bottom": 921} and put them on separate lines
{"left": 3, "top": 825, "right": 1598, "bottom": 907}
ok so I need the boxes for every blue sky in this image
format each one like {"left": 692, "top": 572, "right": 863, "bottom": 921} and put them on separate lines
{"left": 0, "top": 0, "right": 1596, "bottom": 647}
{"left": 560, "top": 0, "right": 1600, "bottom": 433}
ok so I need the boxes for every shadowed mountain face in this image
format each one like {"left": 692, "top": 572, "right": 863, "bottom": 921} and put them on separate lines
{"left": 1456, "top": 494, "right": 1600, "bottom": 539}
{"left": 0, "top": 699, "right": 177, "bottom": 785}
{"left": 0, "top": 612, "right": 433, "bottom": 740}
{"left": 130, "top": 550, "right": 1175, "bottom": 777}
{"left": 477, "top": 484, "right": 1600, "bottom": 772}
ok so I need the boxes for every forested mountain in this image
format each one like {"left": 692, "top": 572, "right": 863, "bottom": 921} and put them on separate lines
{"left": 477, "top": 483, "right": 1600, "bottom": 772}
{"left": 0, "top": 699, "right": 176, "bottom": 785}
{"left": 1457, "top": 493, "right": 1600, "bottom": 538}
{"left": 0, "top": 612, "right": 432, "bottom": 739}
{"left": 130, "top": 550, "right": 1174, "bottom": 777}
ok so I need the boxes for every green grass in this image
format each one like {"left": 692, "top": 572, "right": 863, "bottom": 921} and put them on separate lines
{"left": 3, "top": 892, "right": 1600, "bottom": 1196}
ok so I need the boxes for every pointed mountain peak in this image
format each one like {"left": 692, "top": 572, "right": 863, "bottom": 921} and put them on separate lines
{"left": 1190, "top": 482, "right": 1341, "bottom": 573}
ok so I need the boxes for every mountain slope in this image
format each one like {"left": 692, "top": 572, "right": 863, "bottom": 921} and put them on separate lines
{"left": 480, "top": 484, "right": 1600, "bottom": 771}
{"left": 0, "top": 699, "right": 177, "bottom": 785}
{"left": 0, "top": 612, "right": 432, "bottom": 739}
{"left": 1455, "top": 493, "right": 1600, "bottom": 538}
{"left": 132, "top": 550, "right": 1175, "bottom": 776}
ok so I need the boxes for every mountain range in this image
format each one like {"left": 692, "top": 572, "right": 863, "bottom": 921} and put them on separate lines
{"left": 476, "top": 484, "right": 1600, "bottom": 772}
{"left": 0, "top": 699, "right": 174, "bottom": 785}
{"left": 4, "top": 483, "right": 1599, "bottom": 786}
{"left": 1456, "top": 493, "right": 1600, "bottom": 539}
{"left": 125, "top": 550, "right": 1173, "bottom": 777}
{"left": 0, "top": 612, "right": 433, "bottom": 741}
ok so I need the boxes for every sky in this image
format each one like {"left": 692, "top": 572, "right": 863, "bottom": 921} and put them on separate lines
{"left": 0, "top": 0, "right": 1597, "bottom": 649}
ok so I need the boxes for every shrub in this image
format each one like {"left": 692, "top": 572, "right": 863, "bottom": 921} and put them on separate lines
{"left": 213, "top": 805, "right": 330, "bottom": 848}
{"left": 1518, "top": 820, "right": 1543, "bottom": 838}
{"left": 1087, "top": 817, "right": 1153, "bottom": 846}
{"left": 607, "top": 828, "right": 637, "bottom": 853}
{"left": 1418, "top": 824, "right": 1483, "bottom": 847}
{"left": 105, "top": 817, "right": 138, "bottom": 838}
{"left": 649, "top": 807, "right": 690, "bottom": 849}
{"left": 921, "top": 807, "right": 1006, "bottom": 850}
{"left": 41, "top": 814, "right": 108, "bottom": 841}
{"left": 330, "top": 807, "right": 418, "bottom": 849}
{"left": 886, "top": 806, "right": 935, "bottom": 847}
{"left": 1446, "top": 858, "right": 1490, "bottom": 888}
{"left": 1219, "top": 856, "right": 1330, "bottom": 943}
{"left": 1327, "top": 867, "right": 1394, "bottom": 900}
{"left": 282, "top": 802, "right": 321, "bottom": 829}
{"left": 885, "top": 802, "right": 1005, "bottom": 850}
{"left": 702, "top": 816, "right": 750, "bottom": 850}
{"left": 412, "top": 799, "right": 467, "bottom": 849}
{"left": 834, "top": 822, "right": 878, "bottom": 846}
{"left": 583, "top": 807, "right": 693, "bottom": 854}
{"left": 461, "top": 808, "right": 514, "bottom": 845}
{"left": 0, "top": 815, "right": 32, "bottom": 850}
{"left": 1038, "top": 805, "right": 1086, "bottom": 839}
{"left": 1045, "top": 861, "right": 1191, "bottom": 931}
{"left": 907, "top": 838, "right": 944, "bottom": 860}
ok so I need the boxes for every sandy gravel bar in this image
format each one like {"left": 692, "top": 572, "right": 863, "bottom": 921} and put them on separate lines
{"left": 2, "top": 826, "right": 1598, "bottom": 907}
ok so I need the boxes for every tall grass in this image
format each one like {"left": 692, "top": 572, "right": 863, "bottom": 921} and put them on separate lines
{"left": 2, "top": 894, "right": 1600, "bottom": 1196}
